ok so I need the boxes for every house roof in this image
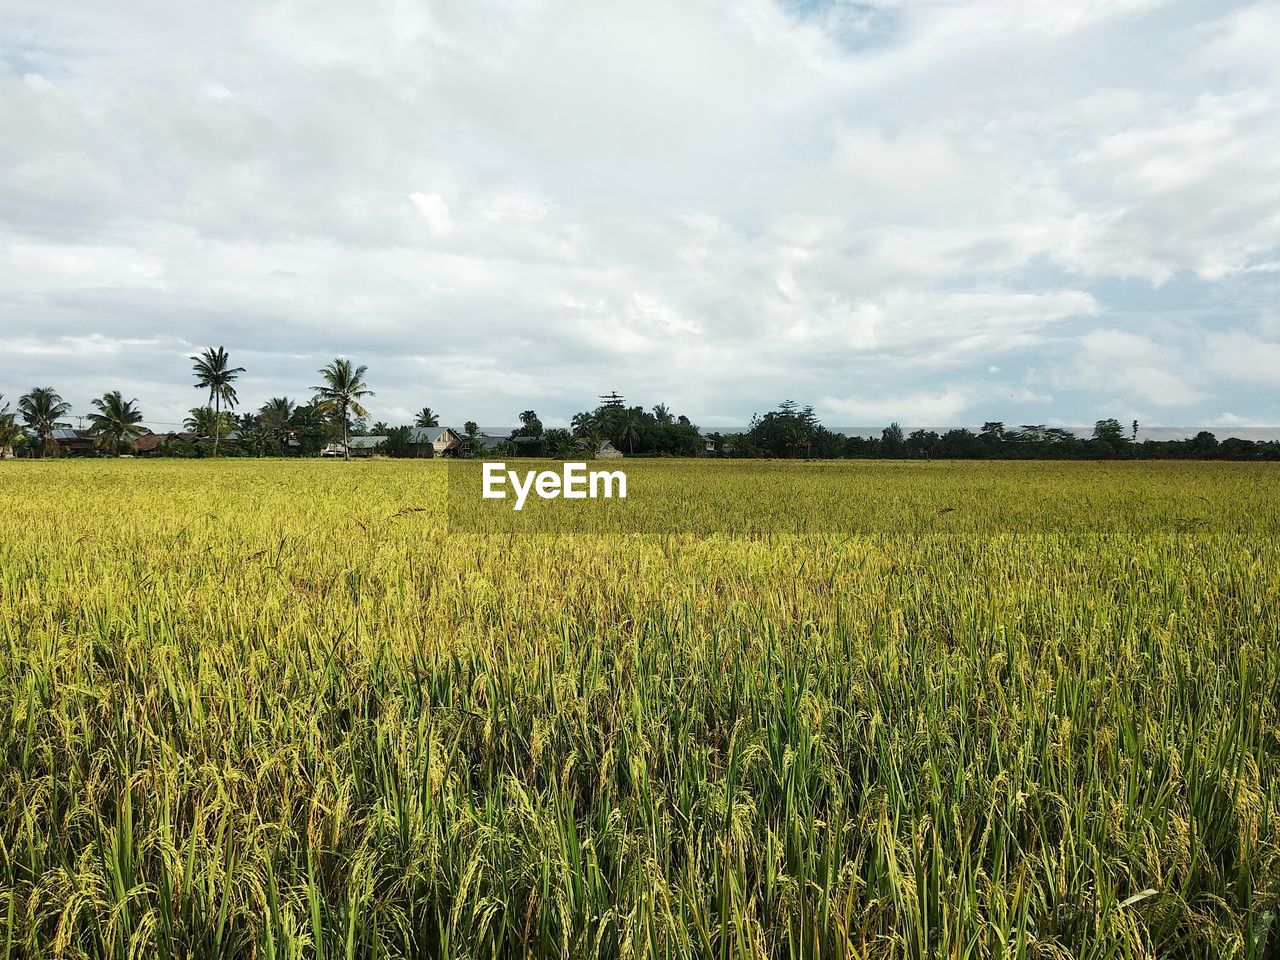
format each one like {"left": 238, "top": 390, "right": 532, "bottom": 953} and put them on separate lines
{"left": 409, "top": 426, "right": 443, "bottom": 443}
{"left": 474, "top": 434, "right": 507, "bottom": 450}
{"left": 408, "top": 426, "right": 461, "bottom": 444}
{"left": 346, "top": 435, "right": 388, "bottom": 449}
{"left": 51, "top": 427, "right": 90, "bottom": 442}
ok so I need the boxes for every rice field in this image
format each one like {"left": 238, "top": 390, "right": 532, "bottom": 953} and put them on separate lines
{"left": 0, "top": 459, "right": 1277, "bottom": 959}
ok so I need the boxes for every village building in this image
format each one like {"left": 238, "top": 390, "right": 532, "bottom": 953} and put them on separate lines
{"left": 323, "top": 435, "right": 388, "bottom": 457}
{"left": 132, "top": 432, "right": 164, "bottom": 456}
{"left": 472, "top": 433, "right": 509, "bottom": 454}
{"left": 407, "top": 426, "right": 466, "bottom": 458}
{"left": 48, "top": 427, "right": 98, "bottom": 456}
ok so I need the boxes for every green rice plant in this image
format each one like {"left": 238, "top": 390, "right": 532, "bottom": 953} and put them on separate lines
{"left": 0, "top": 459, "right": 1276, "bottom": 958}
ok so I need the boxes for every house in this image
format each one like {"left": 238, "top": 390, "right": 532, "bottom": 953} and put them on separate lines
{"left": 133, "top": 432, "right": 163, "bottom": 456}
{"left": 597, "top": 439, "right": 624, "bottom": 459}
{"left": 48, "top": 427, "right": 98, "bottom": 457}
{"left": 407, "top": 426, "right": 466, "bottom": 458}
{"left": 323, "top": 435, "right": 387, "bottom": 457}
{"left": 134, "top": 431, "right": 200, "bottom": 456}
{"left": 473, "top": 433, "right": 509, "bottom": 454}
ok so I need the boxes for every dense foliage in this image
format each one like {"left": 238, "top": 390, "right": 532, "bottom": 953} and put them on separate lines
{"left": 708, "top": 409, "right": 1280, "bottom": 461}
{"left": 5, "top": 364, "right": 1278, "bottom": 460}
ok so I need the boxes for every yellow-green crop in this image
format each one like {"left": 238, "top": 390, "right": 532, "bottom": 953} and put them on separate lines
{"left": 0, "top": 459, "right": 1277, "bottom": 958}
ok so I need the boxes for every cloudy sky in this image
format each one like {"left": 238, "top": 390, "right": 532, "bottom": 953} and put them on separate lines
{"left": 2, "top": 0, "right": 1279, "bottom": 431}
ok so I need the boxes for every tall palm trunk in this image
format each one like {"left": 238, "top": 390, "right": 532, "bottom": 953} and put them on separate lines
{"left": 342, "top": 401, "right": 350, "bottom": 460}
{"left": 213, "top": 394, "right": 220, "bottom": 456}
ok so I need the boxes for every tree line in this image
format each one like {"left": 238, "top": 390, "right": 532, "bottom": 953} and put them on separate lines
{"left": 2, "top": 349, "right": 1276, "bottom": 460}
{"left": 705, "top": 401, "right": 1280, "bottom": 461}
{"left": 0, "top": 349, "right": 379, "bottom": 460}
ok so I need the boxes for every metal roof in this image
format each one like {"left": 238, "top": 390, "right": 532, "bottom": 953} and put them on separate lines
{"left": 408, "top": 426, "right": 454, "bottom": 444}
{"left": 346, "top": 435, "right": 388, "bottom": 449}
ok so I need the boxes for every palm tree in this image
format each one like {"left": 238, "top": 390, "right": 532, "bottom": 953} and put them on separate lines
{"left": 0, "top": 395, "right": 23, "bottom": 459}
{"left": 652, "top": 403, "right": 672, "bottom": 425}
{"left": 414, "top": 407, "right": 439, "bottom": 428}
{"left": 517, "top": 410, "right": 543, "bottom": 438}
{"left": 312, "top": 358, "right": 374, "bottom": 460}
{"left": 544, "top": 428, "right": 575, "bottom": 459}
{"left": 576, "top": 425, "right": 605, "bottom": 458}
{"left": 191, "top": 346, "right": 245, "bottom": 455}
{"left": 87, "top": 391, "right": 146, "bottom": 455}
{"left": 571, "top": 411, "right": 596, "bottom": 437}
{"left": 259, "top": 396, "right": 296, "bottom": 434}
{"left": 237, "top": 417, "right": 273, "bottom": 457}
{"left": 617, "top": 407, "right": 642, "bottom": 454}
{"left": 18, "top": 387, "right": 71, "bottom": 457}
{"left": 462, "top": 420, "right": 479, "bottom": 457}
{"left": 184, "top": 406, "right": 231, "bottom": 440}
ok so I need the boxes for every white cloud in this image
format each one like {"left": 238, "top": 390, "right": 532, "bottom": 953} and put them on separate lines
{"left": 0, "top": 0, "right": 1277, "bottom": 427}
{"left": 1196, "top": 2, "right": 1280, "bottom": 79}
{"left": 819, "top": 387, "right": 978, "bottom": 424}
{"left": 408, "top": 192, "right": 452, "bottom": 235}
{"left": 1054, "top": 329, "right": 1210, "bottom": 408}
{"left": 1206, "top": 330, "right": 1280, "bottom": 384}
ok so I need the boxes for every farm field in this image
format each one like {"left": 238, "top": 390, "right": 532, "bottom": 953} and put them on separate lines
{"left": 0, "top": 459, "right": 1278, "bottom": 959}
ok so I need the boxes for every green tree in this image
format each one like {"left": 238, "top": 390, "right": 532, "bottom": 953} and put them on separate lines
{"left": 1092, "top": 419, "right": 1126, "bottom": 443}
{"left": 414, "top": 407, "right": 439, "bottom": 428}
{"left": 382, "top": 426, "right": 414, "bottom": 458}
{"left": 1091, "top": 418, "right": 1129, "bottom": 458}
{"left": 543, "top": 428, "right": 576, "bottom": 458}
{"left": 979, "top": 422, "right": 1006, "bottom": 456}
{"left": 1190, "top": 430, "right": 1219, "bottom": 458}
{"left": 190, "top": 346, "right": 245, "bottom": 455}
{"left": 18, "top": 387, "right": 71, "bottom": 458}
{"left": 288, "top": 403, "right": 334, "bottom": 455}
{"left": 617, "top": 408, "right": 642, "bottom": 454}
{"left": 0, "top": 395, "right": 23, "bottom": 458}
{"left": 231, "top": 412, "right": 273, "bottom": 456}
{"left": 185, "top": 406, "right": 234, "bottom": 444}
{"left": 577, "top": 424, "right": 605, "bottom": 458}
{"left": 87, "top": 391, "right": 146, "bottom": 455}
{"left": 259, "top": 397, "right": 296, "bottom": 434}
{"left": 312, "top": 358, "right": 374, "bottom": 460}
{"left": 516, "top": 410, "right": 543, "bottom": 438}
{"left": 881, "top": 422, "right": 905, "bottom": 456}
